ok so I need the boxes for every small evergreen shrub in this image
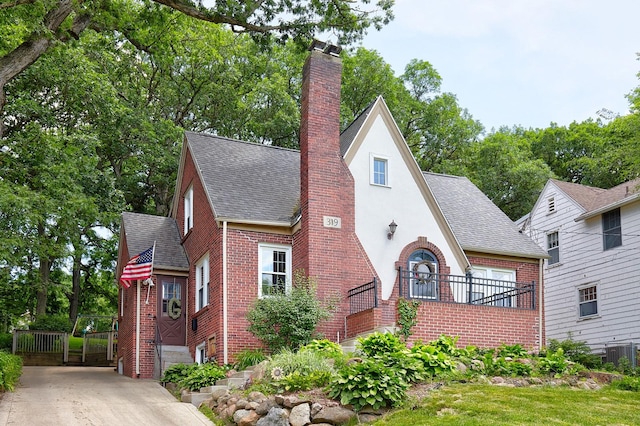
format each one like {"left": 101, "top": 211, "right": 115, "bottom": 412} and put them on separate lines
{"left": 547, "top": 337, "right": 601, "bottom": 369}
{"left": 0, "top": 350, "right": 23, "bottom": 392}
{"left": 234, "top": 348, "right": 266, "bottom": 371}
{"left": 328, "top": 358, "right": 409, "bottom": 411}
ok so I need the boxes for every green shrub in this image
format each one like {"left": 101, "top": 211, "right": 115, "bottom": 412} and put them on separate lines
{"left": 409, "top": 342, "right": 456, "bottom": 377}
{"left": 161, "top": 363, "right": 198, "bottom": 384}
{"left": 29, "top": 314, "right": 73, "bottom": 333}
{"left": 547, "top": 337, "right": 601, "bottom": 369}
{"left": 0, "top": 333, "right": 12, "bottom": 350}
{"left": 538, "top": 348, "right": 568, "bottom": 376}
{"left": 266, "top": 348, "right": 337, "bottom": 392}
{"left": 278, "top": 370, "right": 334, "bottom": 392}
{"left": 0, "top": 350, "right": 23, "bottom": 392}
{"left": 328, "top": 358, "right": 409, "bottom": 411}
{"left": 246, "top": 272, "right": 334, "bottom": 352}
{"left": 357, "top": 332, "right": 405, "bottom": 357}
{"left": 300, "top": 339, "right": 344, "bottom": 361}
{"left": 396, "top": 298, "right": 420, "bottom": 341}
{"left": 180, "top": 363, "right": 227, "bottom": 391}
{"left": 428, "top": 335, "right": 473, "bottom": 359}
{"left": 496, "top": 343, "right": 528, "bottom": 359}
{"left": 234, "top": 348, "right": 266, "bottom": 371}
{"left": 610, "top": 376, "right": 640, "bottom": 392}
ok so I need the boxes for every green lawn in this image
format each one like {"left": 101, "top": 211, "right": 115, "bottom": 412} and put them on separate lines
{"left": 372, "top": 383, "right": 640, "bottom": 425}
{"left": 68, "top": 336, "right": 83, "bottom": 351}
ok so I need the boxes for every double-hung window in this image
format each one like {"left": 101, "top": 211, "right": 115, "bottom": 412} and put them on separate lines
{"left": 370, "top": 154, "right": 389, "bottom": 186}
{"left": 578, "top": 285, "right": 598, "bottom": 318}
{"left": 258, "top": 244, "right": 291, "bottom": 297}
{"left": 547, "top": 231, "right": 559, "bottom": 265}
{"left": 602, "top": 208, "right": 621, "bottom": 250}
{"left": 184, "top": 185, "right": 193, "bottom": 235}
{"left": 195, "top": 254, "right": 209, "bottom": 311}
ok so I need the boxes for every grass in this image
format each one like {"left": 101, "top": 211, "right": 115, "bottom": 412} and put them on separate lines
{"left": 68, "top": 336, "right": 83, "bottom": 350}
{"left": 371, "top": 383, "right": 640, "bottom": 425}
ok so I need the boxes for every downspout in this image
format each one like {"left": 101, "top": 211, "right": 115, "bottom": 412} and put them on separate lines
{"left": 136, "top": 279, "right": 141, "bottom": 376}
{"left": 538, "top": 258, "right": 544, "bottom": 352}
{"left": 222, "top": 221, "right": 228, "bottom": 364}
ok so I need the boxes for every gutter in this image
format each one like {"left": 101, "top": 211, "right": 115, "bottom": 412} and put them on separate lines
{"left": 136, "top": 279, "right": 141, "bottom": 376}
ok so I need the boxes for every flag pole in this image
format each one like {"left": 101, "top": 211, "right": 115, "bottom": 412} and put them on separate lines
{"left": 145, "top": 241, "right": 157, "bottom": 305}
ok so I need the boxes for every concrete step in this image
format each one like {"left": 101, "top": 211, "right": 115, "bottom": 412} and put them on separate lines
{"left": 160, "top": 345, "right": 193, "bottom": 370}
{"left": 215, "top": 377, "right": 247, "bottom": 389}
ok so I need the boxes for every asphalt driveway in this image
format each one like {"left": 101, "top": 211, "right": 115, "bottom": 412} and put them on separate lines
{"left": 0, "top": 366, "right": 212, "bottom": 425}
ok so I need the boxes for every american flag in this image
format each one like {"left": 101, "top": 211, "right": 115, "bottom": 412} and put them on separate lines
{"left": 120, "top": 246, "right": 154, "bottom": 288}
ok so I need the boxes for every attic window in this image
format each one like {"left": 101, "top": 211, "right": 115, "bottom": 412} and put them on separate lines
{"left": 370, "top": 154, "right": 389, "bottom": 187}
{"left": 547, "top": 197, "right": 556, "bottom": 214}
{"left": 184, "top": 185, "right": 193, "bottom": 235}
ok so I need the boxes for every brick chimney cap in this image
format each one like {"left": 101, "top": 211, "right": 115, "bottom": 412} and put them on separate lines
{"left": 309, "top": 39, "right": 342, "bottom": 57}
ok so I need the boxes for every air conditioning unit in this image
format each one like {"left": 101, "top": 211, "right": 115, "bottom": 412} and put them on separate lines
{"left": 605, "top": 344, "right": 637, "bottom": 367}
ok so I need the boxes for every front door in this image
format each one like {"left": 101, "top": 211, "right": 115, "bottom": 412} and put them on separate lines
{"left": 157, "top": 275, "right": 186, "bottom": 346}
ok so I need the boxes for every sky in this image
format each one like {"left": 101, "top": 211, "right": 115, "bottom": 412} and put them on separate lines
{"left": 355, "top": 0, "right": 640, "bottom": 131}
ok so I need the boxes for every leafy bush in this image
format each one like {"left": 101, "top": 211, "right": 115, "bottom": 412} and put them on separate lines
{"left": 277, "top": 370, "right": 334, "bottom": 392}
{"left": 179, "top": 363, "right": 227, "bottom": 391}
{"left": 0, "top": 350, "right": 23, "bottom": 392}
{"left": 266, "top": 348, "right": 337, "bottom": 392}
{"left": 357, "top": 332, "right": 406, "bottom": 358}
{"left": 0, "top": 333, "right": 12, "bottom": 350}
{"left": 547, "top": 337, "right": 601, "bottom": 369}
{"left": 29, "top": 314, "right": 73, "bottom": 333}
{"left": 246, "top": 272, "right": 334, "bottom": 352}
{"left": 429, "top": 335, "right": 474, "bottom": 359}
{"left": 234, "top": 348, "right": 266, "bottom": 371}
{"left": 610, "top": 376, "right": 640, "bottom": 392}
{"left": 396, "top": 298, "right": 420, "bottom": 341}
{"left": 161, "top": 363, "right": 198, "bottom": 384}
{"left": 496, "top": 343, "right": 528, "bottom": 359}
{"left": 410, "top": 342, "right": 456, "bottom": 377}
{"left": 300, "top": 339, "right": 344, "bottom": 361}
{"left": 328, "top": 358, "right": 409, "bottom": 411}
{"left": 538, "top": 348, "right": 568, "bottom": 376}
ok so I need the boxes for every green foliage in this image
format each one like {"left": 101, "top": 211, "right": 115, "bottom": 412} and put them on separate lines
{"left": 278, "top": 370, "right": 334, "bottom": 392}
{"left": 179, "top": 363, "right": 227, "bottom": 391}
{"left": 234, "top": 348, "right": 267, "bottom": 371}
{"left": 409, "top": 342, "right": 456, "bottom": 377}
{"left": 0, "top": 333, "right": 12, "bottom": 350}
{"left": 547, "top": 337, "right": 601, "bottom": 369}
{"left": 610, "top": 376, "right": 640, "bottom": 392}
{"left": 357, "top": 332, "right": 406, "bottom": 357}
{"left": 247, "top": 272, "right": 333, "bottom": 352}
{"left": 616, "top": 357, "right": 634, "bottom": 375}
{"left": 0, "top": 350, "right": 23, "bottom": 392}
{"left": 496, "top": 344, "right": 528, "bottom": 359}
{"left": 266, "top": 348, "right": 336, "bottom": 392}
{"left": 160, "top": 363, "right": 198, "bottom": 384}
{"left": 29, "top": 315, "right": 73, "bottom": 332}
{"left": 328, "top": 358, "right": 410, "bottom": 411}
{"left": 538, "top": 348, "right": 569, "bottom": 376}
{"left": 299, "top": 339, "right": 345, "bottom": 363}
{"left": 396, "top": 298, "right": 420, "bottom": 341}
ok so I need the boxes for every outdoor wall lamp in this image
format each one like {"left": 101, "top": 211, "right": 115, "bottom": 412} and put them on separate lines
{"left": 387, "top": 220, "right": 398, "bottom": 240}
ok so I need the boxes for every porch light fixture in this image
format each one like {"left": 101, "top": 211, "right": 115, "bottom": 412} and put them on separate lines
{"left": 387, "top": 220, "right": 398, "bottom": 240}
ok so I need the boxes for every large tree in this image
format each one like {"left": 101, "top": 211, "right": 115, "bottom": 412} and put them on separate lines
{"left": 0, "top": 0, "right": 394, "bottom": 137}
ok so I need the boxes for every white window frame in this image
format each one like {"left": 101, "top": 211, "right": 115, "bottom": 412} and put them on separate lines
{"left": 195, "top": 342, "right": 206, "bottom": 364}
{"left": 471, "top": 266, "right": 516, "bottom": 306}
{"left": 578, "top": 284, "right": 598, "bottom": 319}
{"left": 547, "top": 231, "right": 560, "bottom": 265}
{"left": 258, "top": 244, "right": 292, "bottom": 297}
{"left": 370, "top": 154, "right": 390, "bottom": 187}
{"left": 195, "top": 253, "right": 209, "bottom": 311}
{"left": 184, "top": 185, "right": 193, "bottom": 235}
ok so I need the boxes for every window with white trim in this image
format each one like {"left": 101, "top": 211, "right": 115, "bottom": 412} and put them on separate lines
{"left": 195, "top": 342, "right": 206, "bottom": 364}
{"left": 370, "top": 154, "right": 389, "bottom": 186}
{"left": 258, "top": 244, "right": 291, "bottom": 297}
{"left": 547, "top": 231, "right": 559, "bottom": 265}
{"left": 602, "top": 208, "right": 621, "bottom": 250}
{"left": 578, "top": 285, "right": 598, "bottom": 318}
{"left": 471, "top": 267, "right": 516, "bottom": 307}
{"left": 195, "top": 254, "right": 209, "bottom": 311}
{"left": 184, "top": 185, "right": 193, "bottom": 235}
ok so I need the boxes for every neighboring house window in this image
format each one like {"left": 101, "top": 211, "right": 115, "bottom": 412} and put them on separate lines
{"left": 408, "top": 250, "right": 438, "bottom": 300}
{"left": 195, "top": 254, "right": 209, "bottom": 311}
{"left": 258, "top": 244, "right": 291, "bottom": 297}
{"left": 547, "top": 197, "right": 556, "bottom": 213}
{"left": 370, "top": 154, "right": 389, "bottom": 186}
{"left": 602, "top": 208, "right": 622, "bottom": 250}
{"left": 184, "top": 185, "right": 193, "bottom": 235}
{"left": 578, "top": 285, "right": 598, "bottom": 318}
{"left": 547, "top": 231, "right": 560, "bottom": 265}
{"left": 195, "top": 342, "right": 206, "bottom": 364}
{"left": 471, "top": 267, "right": 516, "bottom": 307}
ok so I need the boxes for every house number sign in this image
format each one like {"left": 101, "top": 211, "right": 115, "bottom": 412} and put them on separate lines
{"left": 323, "top": 216, "right": 342, "bottom": 228}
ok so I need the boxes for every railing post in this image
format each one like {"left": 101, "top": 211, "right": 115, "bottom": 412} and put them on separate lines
{"left": 466, "top": 271, "right": 473, "bottom": 304}
{"left": 398, "top": 267, "right": 403, "bottom": 297}
{"left": 373, "top": 277, "right": 378, "bottom": 308}
{"left": 532, "top": 280, "right": 536, "bottom": 310}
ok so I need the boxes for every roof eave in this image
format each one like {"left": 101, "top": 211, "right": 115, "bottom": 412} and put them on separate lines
{"left": 574, "top": 193, "right": 640, "bottom": 221}
{"left": 463, "top": 246, "right": 549, "bottom": 260}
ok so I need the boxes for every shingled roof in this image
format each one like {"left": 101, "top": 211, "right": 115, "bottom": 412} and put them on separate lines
{"left": 185, "top": 131, "right": 301, "bottom": 225}
{"left": 550, "top": 179, "right": 606, "bottom": 211}
{"left": 424, "top": 172, "right": 548, "bottom": 259}
{"left": 551, "top": 178, "right": 640, "bottom": 220}
{"left": 121, "top": 212, "right": 189, "bottom": 271}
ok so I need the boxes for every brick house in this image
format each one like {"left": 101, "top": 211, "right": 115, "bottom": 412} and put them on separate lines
{"left": 116, "top": 42, "right": 547, "bottom": 379}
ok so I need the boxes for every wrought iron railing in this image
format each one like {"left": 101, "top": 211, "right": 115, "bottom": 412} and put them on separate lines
{"left": 398, "top": 267, "right": 535, "bottom": 310}
{"left": 348, "top": 278, "right": 378, "bottom": 314}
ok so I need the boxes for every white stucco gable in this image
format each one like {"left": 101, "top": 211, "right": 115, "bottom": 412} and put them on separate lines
{"left": 343, "top": 96, "right": 469, "bottom": 300}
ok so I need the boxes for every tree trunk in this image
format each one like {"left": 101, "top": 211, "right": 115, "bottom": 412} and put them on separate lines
{"left": 36, "top": 256, "right": 50, "bottom": 317}
{"left": 68, "top": 253, "right": 82, "bottom": 323}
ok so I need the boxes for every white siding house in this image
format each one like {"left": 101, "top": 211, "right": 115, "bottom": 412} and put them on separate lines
{"left": 523, "top": 178, "right": 640, "bottom": 356}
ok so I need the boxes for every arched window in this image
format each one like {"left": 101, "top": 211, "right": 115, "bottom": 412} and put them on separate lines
{"left": 408, "top": 249, "right": 439, "bottom": 299}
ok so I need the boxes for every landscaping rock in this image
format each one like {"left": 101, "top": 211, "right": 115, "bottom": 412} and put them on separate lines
{"left": 255, "top": 398, "right": 280, "bottom": 415}
{"left": 256, "top": 406, "right": 289, "bottom": 426}
{"left": 289, "top": 403, "right": 310, "bottom": 426}
{"left": 312, "top": 405, "right": 356, "bottom": 425}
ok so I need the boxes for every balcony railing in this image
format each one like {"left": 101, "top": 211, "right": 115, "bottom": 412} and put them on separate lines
{"left": 398, "top": 267, "right": 535, "bottom": 310}
{"left": 348, "top": 278, "right": 378, "bottom": 314}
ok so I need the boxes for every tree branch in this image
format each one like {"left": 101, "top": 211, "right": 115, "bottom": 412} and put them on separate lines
{"left": 0, "top": 0, "right": 36, "bottom": 9}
